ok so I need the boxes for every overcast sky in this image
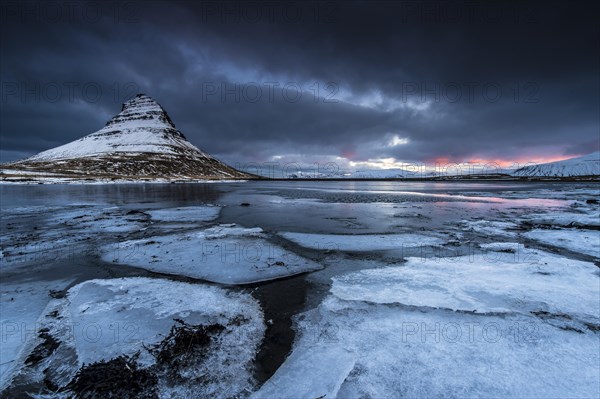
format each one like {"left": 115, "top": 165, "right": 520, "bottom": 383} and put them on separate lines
{"left": 1, "top": 0, "right": 598, "bottom": 170}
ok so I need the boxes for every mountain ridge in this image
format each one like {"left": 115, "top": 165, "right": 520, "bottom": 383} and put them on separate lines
{"left": 2, "top": 94, "right": 253, "bottom": 181}
{"left": 512, "top": 151, "right": 600, "bottom": 177}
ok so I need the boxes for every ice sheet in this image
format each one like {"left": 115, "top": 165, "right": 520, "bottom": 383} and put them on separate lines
{"left": 525, "top": 210, "right": 600, "bottom": 228}
{"left": 524, "top": 229, "right": 600, "bottom": 258}
{"left": 252, "top": 346, "right": 356, "bottom": 399}
{"left": 1, "top": 206, "right": 148, "bottom": 268}
{"left": 147, "top": 205, "right": 220, "bottom": 223}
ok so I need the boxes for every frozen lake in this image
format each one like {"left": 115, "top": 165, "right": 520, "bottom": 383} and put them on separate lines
{"left": 1, "top": 181, "right": 599, "bottom": 398}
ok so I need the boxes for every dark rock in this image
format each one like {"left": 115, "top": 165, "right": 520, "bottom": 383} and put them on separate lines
{"left": 149, "top": 319, "right": 226, "bottom": 382}
{"left": 66, "top": 354, "right": 158, "bottom": 399}
{"left": 25, "top": 329, "right": 60, "bottom": 367}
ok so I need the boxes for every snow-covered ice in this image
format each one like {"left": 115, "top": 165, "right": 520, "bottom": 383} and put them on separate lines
{"left": 46, "top": 206, "right": 148, "bottom": 233}
{"left": 101, "top": 224, "right": 322, "bottom": 284}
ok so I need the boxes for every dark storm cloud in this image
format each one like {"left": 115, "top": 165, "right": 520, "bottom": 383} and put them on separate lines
{"left": 1, "top": 0, "right": 598, "bottom": 166}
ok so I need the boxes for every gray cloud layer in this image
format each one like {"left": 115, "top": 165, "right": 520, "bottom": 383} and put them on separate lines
{"left": 1, "top": 0, "right": 598, "bottom": 166}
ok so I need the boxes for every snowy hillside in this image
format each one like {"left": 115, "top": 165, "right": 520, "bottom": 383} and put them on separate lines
{"left": 1, "top": 94, "right": 251, "bottom": 181}
{"left": 512, "top": 152, "right": 600, "bottom": 177}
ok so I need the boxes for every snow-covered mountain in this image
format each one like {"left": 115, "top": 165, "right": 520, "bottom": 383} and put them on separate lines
{"left": 2, "top": 94, "right": 252, "bottom": 181}
{"left": 512, "top": 152, "right": 600, "bottom": 177}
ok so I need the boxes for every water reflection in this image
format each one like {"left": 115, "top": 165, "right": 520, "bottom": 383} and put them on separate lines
{"left": 0, "top": 183, "right": 229, "bottom": 208}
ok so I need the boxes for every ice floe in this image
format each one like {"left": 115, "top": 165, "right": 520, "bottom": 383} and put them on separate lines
{"left": 4, "top": 277, "right": 265, "bottom": 398}
{"left": 101, "top": 224, "right": 322, "bottom": 284}
{"left": 46, "top": 206, "right": 149, "bottom": 233}
{"left": 294, "top": 301, "right": 599, "bottom": 399}
{"left": 279, "top": 232, "right": 444, "bottom": 251}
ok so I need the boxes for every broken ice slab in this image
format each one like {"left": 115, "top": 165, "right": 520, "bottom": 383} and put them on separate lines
{"left": 0, "top": 278, "right": 74, "bottom": 390}
{"left": 5, "top": 277, "right": 265, "bottom": 398}
{"left": 251, "top": 346, "right": 356, "bottom": 399}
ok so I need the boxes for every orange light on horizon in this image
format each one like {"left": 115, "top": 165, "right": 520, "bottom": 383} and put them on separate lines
{"left": 426, "top": 154, "right": 578, "bottom": 168}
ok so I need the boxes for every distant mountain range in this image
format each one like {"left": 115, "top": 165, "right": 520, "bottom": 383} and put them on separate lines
{"left": 275, "top": 152, "right": 600, "bottom": 179}
{"left": 1, "top": 94, "right": 252, "bottom": 182}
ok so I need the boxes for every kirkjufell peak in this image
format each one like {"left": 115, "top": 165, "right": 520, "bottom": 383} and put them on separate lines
{"left": 1, "top": 94, "right": 253, "bottom": 182}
